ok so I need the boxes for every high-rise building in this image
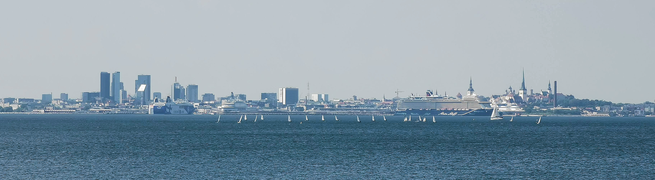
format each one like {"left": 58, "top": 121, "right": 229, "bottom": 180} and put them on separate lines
{"left": 82, "top": 92, "right": 101, "bottom": 103}
{"left": 311, "top": 94, "right": 329, "bottom": 102}
{"left": 111, "top": 72, "right": 121, "bottom": 103}
{"left": 278, "top": 87, "right": 299, "bottom": 105}
{"left": 100, "top": 72, "right": 111, "bottom": 101}
{"left": 41, "top": 94, "right": 53, "bottom": 104}
{"left": 153, "top": 92, "right": 162, "bottom": 101}
{"left": 172, "top": 82, "right": 185, "bottom": 101}
{"left": 202, "top": 93, "right": 215, "bottom": 102}
{"left": 135, "top": 75, "right": 151, "bottom": 105}
{"left": 60, "top": 93, "right": 68, "bottom": 102}
{"left": 186, "top": 84, "right": 199, "bottom": 103}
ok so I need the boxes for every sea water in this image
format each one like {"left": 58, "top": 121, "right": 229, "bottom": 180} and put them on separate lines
{"left": 1, "top": 114, "right": 654, "bottom": 179}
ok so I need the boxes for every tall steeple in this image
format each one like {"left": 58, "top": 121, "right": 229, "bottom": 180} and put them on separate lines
{"left": 520, "top": 69, "right": 527, "bottom": 91}
{"left": 518, "top": 69, "right": 528, "bottom": 102}
{"left": 467, "top": 77, "right": 475, "bottom": 96}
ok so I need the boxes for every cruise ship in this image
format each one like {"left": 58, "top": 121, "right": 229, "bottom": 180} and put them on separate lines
{"left": 394, "top": 79, "right": 494, "bottom": 116}
{"left": 149, "top": 96, "right": 196, "bottom": 115}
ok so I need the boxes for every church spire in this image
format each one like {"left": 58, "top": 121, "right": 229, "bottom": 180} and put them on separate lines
{"left": 520, "top": 69, "right": 527, "bottom": 91}
{"left": 467, "top": 77, "right": 475, "bottom": 96}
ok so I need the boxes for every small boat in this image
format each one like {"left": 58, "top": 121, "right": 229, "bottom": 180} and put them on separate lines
{"left": 261, "top": 115, "right": 264, "bottom": 120}
{"left": 244, "top": 115, "right": 248, "bottom": 121}
{"left": 372, "top": 116, "right": 375, "bottom": 122}
{"left": 238, "top": 115, "right": 242, "bottom": 124}
{"left": 408, "top": 115, "right": 412, "bottom": 122}
{"left": 322, "top": 115, "right": 325, "bottom": 121}
{"left": 357, "top": 116, "right": 361, "bottom": 123}
{"left": 423, "top": 117, "right": 426, "bottom": 122}
{"left": 335, "top": 115, "right": 339, "bottom": 121}
{"left": 254, "top": 115, "right": 258, "bottom": 122}
{"left": 403, "top": 117, "right": 408, "bottom": 122}
{"left": 490, "top": 107, "right": 503, "bottom": 120}
{"left": 537, "top": 116, "right": 542, "bottom": 124}
{"left": 432, "top": 116, "right": 435, "bottom": 123}
{"left": 305, "top": 115, "right": 308, "bottom": 121}
{"left": 288, "top": 115, "right": 291, "bottom": 122}
{"left": 510, "top": 116, "right": 514, "bottom": 122}
{"left": 217, "top": 115, "right": 221, "bottom": 123}
{"left": 383, "top": 116, "right": 387, "bottom": 121}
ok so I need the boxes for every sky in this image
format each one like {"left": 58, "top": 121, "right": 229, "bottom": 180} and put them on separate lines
{"left": 1, "top": 0, "right": 654, "bottom": 103}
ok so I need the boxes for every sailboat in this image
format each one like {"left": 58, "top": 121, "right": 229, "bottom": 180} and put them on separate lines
{"left": 490, "top": 107, "right": 503, "bottom": 120}
{"left": 418, "top": 116, "right": 422, "bottom": 122}
{"left": 261, "top": 114, "right": 264, "bottom": 120}
{"left": 217, "top": 115, "right": 221, "bottom": 123}
{"left": 238, "top": 115, "right": 242, "bottom": 124}
{"left": 356, "top": 116, "right": 361, "bottom": 123}
{"left": 335, "top": 115, "right": 339, "bottom": 121}
{"left": 322, "top": 115, "right": 325, "bottom": 121}
{"left": 403, "top": 116, "right": 408, "bottom": 122}
{"left": 244, "top": 115, "right": 248, "bottom": 121}
{"left": 423, "top": 117, "right": 426, "bottom": 122}
{"left": 254, "top": 115, "right": 258, "bottom": 122}
{"left": 408, "top": 115, "right": 412, "bottom": 122}
{"left": 305, "top": 115, "right": 308, "bottom": 121}
{"left": 537, "top": 116, "right": 542, "bottom": 124}
{"left": 432, "top": 116, "right": 436, "bottom": 123}
{"left": 372, "top": 116, "right": 375, "bottom": 122}
{"left": 383, "top": 116, "right": 387, "bottom": 121}
{"left": 288, "top": 115, "right": 291, "bottom": 122}
{"left": 510, "top": 116, "right": 514, "bottom": 122}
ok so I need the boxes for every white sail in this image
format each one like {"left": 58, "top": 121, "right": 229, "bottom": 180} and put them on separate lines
{"left": 254, "top": 115, "right": 258, "bottom": 122}
{"left": 432, "top": 116, "right": 435, "bottom": 123}
{"left": 490, "top": 107, "right": 503, "bottom": 120}
{"left": 322, "top": 115, "right": 325, "bottom": 121}
{"left": 217, "top": 115, "right": 221, "bottom": 123}
{"left": 261, "top": 115, "right": 264, "bottom": 120}
{"left": 510, "top": 116, "right": 514, "bottom": 122}
{"left": 305, "top": 115, "right": 308, "bottom": 121}
{"left": 423, "top": 117, "right": 426, "bottom": 122}
{"left": 335, "top": 115, "right": 339, "bottom": 121}
{"left": 383, "top": 116, "right": 387, "bottom": 121}
{"left": 409, "top": 115, "right": 412, "bottom": 122}
{"left": 372, "top": 116, "right": 375, "bottom": 122}
{"left": 537, "top": 116, "right": 542, "bottom": 124}
{"left": 403, "top": 117, "right": 408, "bottom": 122}
{"left": 357, "top": 116, "right": 361, "bottom": 123}
{"left": 238, "top": 115, "right": 242, "bottom": 124}
{"left": 244, "top": 115, "right": 247, "bottom": 121}
{"left": 288, "top": 115, "right": 291, "bottom": 122}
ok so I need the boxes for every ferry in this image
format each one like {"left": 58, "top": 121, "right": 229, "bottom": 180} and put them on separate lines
{"left": 149, "top": 96, "right": 196, "bottom": 115}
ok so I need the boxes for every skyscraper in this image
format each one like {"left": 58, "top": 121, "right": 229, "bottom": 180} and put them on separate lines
{"left": 278, "top": 87, "right": 299, "bottom": 105}
{"left": 41, "top": 94, "right": 52, "bottom": 104}
{"left": 100, "top": 72, "right": 110, "bottom": 101}
{"left": 112, "top": 71, "right": 121, "bottom": 103}
{"left": 186, "top": 84, "right": 199, "bottom": 103}
{"left": 60, "top": 93, "right": 68, "bottom": 102}
{"left": 172, "top": 81, "right": 185, "bottom": 101}
{"left": 135, "top": 75, "right": 151, "bottom": 105}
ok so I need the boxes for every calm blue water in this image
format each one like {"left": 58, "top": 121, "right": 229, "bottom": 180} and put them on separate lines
{"left": 1, "top": 114, "right": 654, "bottom": 179}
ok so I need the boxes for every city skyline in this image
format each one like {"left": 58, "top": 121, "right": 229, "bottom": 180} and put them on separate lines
{"left": 1, "top": 1, "right": 654, "bottom": 103}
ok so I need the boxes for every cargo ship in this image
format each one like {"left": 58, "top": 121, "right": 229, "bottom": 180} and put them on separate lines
{"left": 394, "top": 79, "right": 494, "bottom": 116}
{"left": 149, "top": 96, "right": 196, "bottom": 115}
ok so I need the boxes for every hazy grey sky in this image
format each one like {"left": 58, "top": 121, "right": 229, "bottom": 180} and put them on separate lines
{"left": 1, "top": 0, "right": 654, "bottom": 103}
